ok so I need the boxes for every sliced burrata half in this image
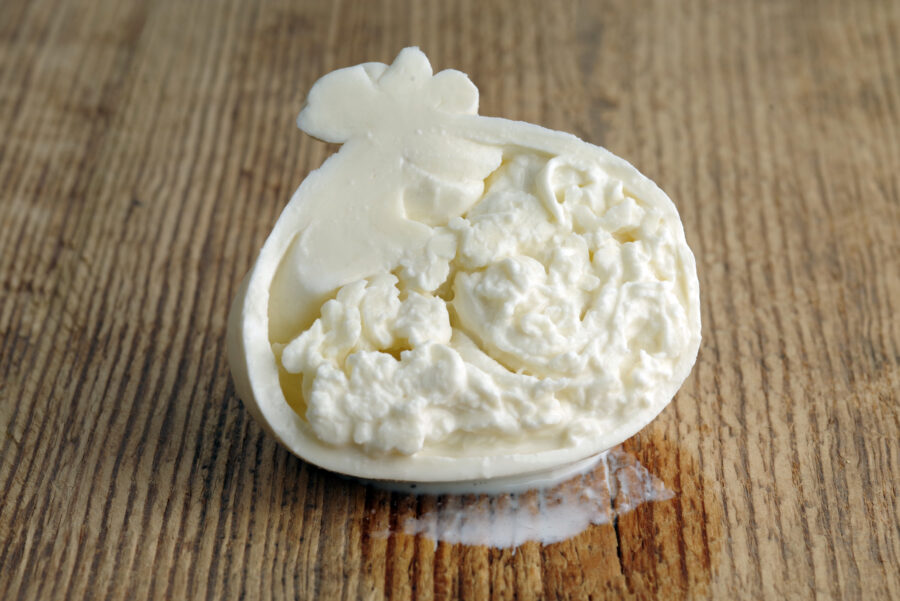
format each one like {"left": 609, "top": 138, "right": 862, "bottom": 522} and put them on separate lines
{"left": 227, "top": 47, "right": 701, "bottom": 483}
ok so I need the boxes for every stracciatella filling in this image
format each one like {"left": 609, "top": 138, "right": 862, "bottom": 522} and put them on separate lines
{"left": 277, "top": 151, "right": 691, "bottom": 456}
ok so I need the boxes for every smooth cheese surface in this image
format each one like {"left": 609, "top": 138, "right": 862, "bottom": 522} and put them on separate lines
{"left": 227, "top": 47, "right": 701, "bottom": 482}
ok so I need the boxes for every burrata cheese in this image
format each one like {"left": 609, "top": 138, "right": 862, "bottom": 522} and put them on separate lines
{"left": 226, "top": 48, "right": 701, "bottom": 483}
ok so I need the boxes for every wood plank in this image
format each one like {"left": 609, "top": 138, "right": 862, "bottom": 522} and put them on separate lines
{"left": 1, "top": 0, "right": 898, "bottom": 599}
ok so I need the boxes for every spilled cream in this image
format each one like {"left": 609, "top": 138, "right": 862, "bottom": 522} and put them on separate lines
{"left": 368, "top": 446, "right": 673, "bottom": 549}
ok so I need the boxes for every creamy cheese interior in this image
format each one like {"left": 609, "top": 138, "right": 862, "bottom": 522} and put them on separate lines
{"left": 276, "top": 151, "right": 691, "bottom": 456}
{"left": 227, "top": 47, "right": 700, "bottom": 482}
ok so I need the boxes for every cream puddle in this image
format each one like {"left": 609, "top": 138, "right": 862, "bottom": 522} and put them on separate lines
{"left": 368, "top": 446, "right": 673, "bottom": 548}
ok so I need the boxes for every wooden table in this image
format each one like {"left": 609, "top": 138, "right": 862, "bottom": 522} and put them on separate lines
{"left": 2, "top": 0, "right": 899, "bottom": 599}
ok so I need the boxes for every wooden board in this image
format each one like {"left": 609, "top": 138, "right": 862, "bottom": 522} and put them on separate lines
{"left": 1, "top": 0, "right": 899, "bottom": 598}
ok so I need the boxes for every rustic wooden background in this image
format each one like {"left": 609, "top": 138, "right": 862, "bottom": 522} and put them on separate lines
{"left": 2, "top": 0, "right": 899, "bottom": 599}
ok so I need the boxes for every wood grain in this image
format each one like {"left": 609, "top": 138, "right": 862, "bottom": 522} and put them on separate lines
{"left": 1, "top": 0, "right": 898, "bottom": 599}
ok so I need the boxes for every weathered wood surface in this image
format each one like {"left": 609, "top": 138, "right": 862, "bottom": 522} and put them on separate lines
{"left": 1, "top": 0, "right": 899, "bottom": 599}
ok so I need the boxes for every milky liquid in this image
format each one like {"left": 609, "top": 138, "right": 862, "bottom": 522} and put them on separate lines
{"left": 367, "top": 446, "right": 673, "bottom": 548}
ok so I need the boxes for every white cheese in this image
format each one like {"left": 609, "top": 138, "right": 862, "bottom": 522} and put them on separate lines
{"left": 227, "top": 47, "right": 701, "bottom": 483}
